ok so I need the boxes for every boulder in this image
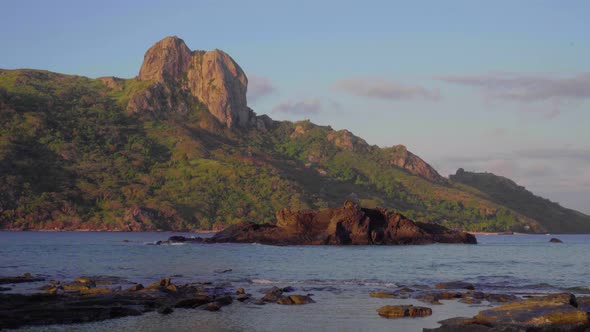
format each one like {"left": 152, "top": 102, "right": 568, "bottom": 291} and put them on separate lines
{"left": 128, "top": 284, "right": 144, "bottom": 292}
{"left": 205, "top": 302, "right": 221, "bottom": 311}
{"left": 236, "top": 294, "right": 251, "bottom": 302}
{"left": 276, "top": 295, "right": 315, "bottom": 305}
{"left": 377, "top": 305, "right": 432, "bottom": 319}
{"left": 550, "top": 238, "right": 563, "bottom": 243}
{"left": 435, "top": 281, "right": 475, "bottom": 290}
{"left": 261, "top": 287, "right": 283, "bottom": 302}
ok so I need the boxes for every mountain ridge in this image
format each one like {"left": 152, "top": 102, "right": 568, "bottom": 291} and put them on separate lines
{"left": 0, "top": 36, "right": 588, "bottom": 233}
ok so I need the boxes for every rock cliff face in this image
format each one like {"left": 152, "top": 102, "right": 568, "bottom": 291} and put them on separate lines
{"left": 138, "top": 36, "right": 249, "bottom": 128}
{"left": 384, "top": 145, "right": 445, "bottom": 183}
{"left": 208, "top": 201, "right": 476, "bottom": 245}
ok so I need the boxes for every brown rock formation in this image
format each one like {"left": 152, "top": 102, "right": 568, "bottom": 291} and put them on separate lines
{"left": 138, "top": 36, "right": 191, "bottom": 83}
{"left": 384, "top": 145, "right": 446, "bottom": 183}
{"left": 137, "top": 36, "right": 252, "bottom": 128}
{"left": 207, "top": 201, "right": 476, "bottom": 245}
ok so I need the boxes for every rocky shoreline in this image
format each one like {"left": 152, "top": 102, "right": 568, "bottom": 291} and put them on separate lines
{"left": 2, "top": 273, "right": 590, "bottom": 331}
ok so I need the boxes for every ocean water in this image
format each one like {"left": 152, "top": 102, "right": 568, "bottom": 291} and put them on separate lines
{"left": 1, "top": 232, "right": 589, "bottom": 331}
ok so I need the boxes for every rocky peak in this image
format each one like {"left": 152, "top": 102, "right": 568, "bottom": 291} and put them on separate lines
{"left": 137, "top": 36, "right": 250, "bottom": 128}
{"left": 385, "top": 145, "right": 446, "bottom": 184}
{"left": 138, "top": 36, "right": 191, "bottom": 83}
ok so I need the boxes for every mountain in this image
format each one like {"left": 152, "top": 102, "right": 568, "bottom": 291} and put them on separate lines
{"left": 451, "top": 169, "right": 590, "bottom": 233}
{"left": 0, "top": 36, "right": 586, "bottom": 233}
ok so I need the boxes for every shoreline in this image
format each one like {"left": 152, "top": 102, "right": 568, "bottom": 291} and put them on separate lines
{"left": 1, "top": 274, "right": 589, "bottom": 331}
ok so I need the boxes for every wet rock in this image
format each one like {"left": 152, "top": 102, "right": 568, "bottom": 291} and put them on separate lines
{"left": 215, "top": 295, "right": 233, "bottom": 306}
{"left": 458, "top": 297, "right": 482, "bottom": 305}
{"left": 464, "top": 291, "right": 485, "bottom": 299}
{"left": 397, "top": 287, "right": 415, "bottom": 293}
{"left": 484, "top": 293, "right": 517, "bottom": 303}
{"left": 50, "top": 280, "right": 60, "bottom": 286}
{"left": 168, "top": 236, "right": 187, "bottom": 242}
{"left": 80, "top": 288, "right": 111, "bottom": 295}
{"left": 236, "top": 287, "right": 245, "bottom": 295}
{"left": 205, "top": 302, "right": 221, "bottom": 311}
{"left": 74, "top": 277, "right": 96, "bottom": 286}
{"left": 165, "top": 284, "right": 178, "bottom": 292}
{"left": 550, "top": 237, "right": 563, "bottom": 243}
{"left": 277, "top": 295, "right": 315, "bottom": 305}
{"left": 424, "top": 317, "right": 492, "bottom": 332}
{"left": 435, "top": 281, "right": 475, "bottom": 290}
{"left": 45, "top": 287, "right": 60, "bottom": 295}
{"left": 237, "top": 294, "right": 251, "bottom": 302}
{"left": 174, "top": 294, "right": 212, "bottom": 308}
{"left": 435, "top": 293, "right": 590, "bottom": 331}
{"left": 377, "top": 305, "right": 432, "bottom": 319}
{"left": 253, "top": 299, "right": 266, "bottom": 305}
{"left": 0, "top": 274, "right": 45, "bottom": 285}
{"left": 416, "top": 294, "right": 443, "bottom": 305}
{"left": 370, "top": 291, "right": 397, "bottom": 298}
{"left": 128, "top": 284, "right": 144, "bottom": 292}
{"left": 62, "top": 283, "right": 91, "bottom": 292}
{"left": 577, "top": 296, "right": 590, "bottom": 315}
{"left": 282, "top": 286, "right": 295, "bottom": 293}
{"left": 148, "top": 278, "right": 171, "bottom": 289}
{"left": 157, "top": 306, "right": 174, "bottom": 315}
{"left": 261, "top": 287, "right": 283, "bottom": 302}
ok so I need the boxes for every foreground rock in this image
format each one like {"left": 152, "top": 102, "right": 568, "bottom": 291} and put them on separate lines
{"left": 377, "top": 305, "right": 432, "bottom": 318}
{"left": 426, "top": 293, "right": 590, "bottom": 331}
{"left": 0, "top": 278, "right": 237, "bottom": 329}
{"left": 0, "top": 277, "right": 317, "bottom": 330}
{"left": 186, "top": 201, "right": 476, "bottom": 246}
{"left": 0, "top": 273, "right": 45, "bottom": 285}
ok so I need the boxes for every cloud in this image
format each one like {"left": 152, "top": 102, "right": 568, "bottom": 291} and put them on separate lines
{"left": 333, "top": 77, "right": 441, "bottom": 101}
{"left": 272, "top": 98, "right": 323, "bottom": 115}
{"left": 438, "top": 72, "right": 590, "bottom": 102}
{"left": 247, "top": 74, "right": 276, "bottom": 102}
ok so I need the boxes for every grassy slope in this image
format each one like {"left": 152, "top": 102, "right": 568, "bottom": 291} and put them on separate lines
{"left": 450, "top": 169, "right": 590, "bottom": 233}
{"left": 0, "top": 69, "right": 577, "bottom": 232}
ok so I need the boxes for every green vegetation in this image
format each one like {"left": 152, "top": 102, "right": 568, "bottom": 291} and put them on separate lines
{"left": 451, "top": 169, "right": 590, "bottom": 233}
{"left": 0, "top": 68, "right": 584, "bottom": 232}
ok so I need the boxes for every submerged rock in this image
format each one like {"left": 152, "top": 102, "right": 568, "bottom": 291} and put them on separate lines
{"left": 276, "top": 295, "right": 315, "bottom": 305}
{"left": 549, "top": 237, "right": 564, "bottom": 243}
{"left": 435, "top": 281, "right": 475, "bottom": 290}
{"left": 377, "top": 305, "right": 432, "bottom": 318}
{"left": 0, "top": 274, "right": 45, "bottom": 285}
{"left": 207, "top": 201, "right": 476, "bottom": 246}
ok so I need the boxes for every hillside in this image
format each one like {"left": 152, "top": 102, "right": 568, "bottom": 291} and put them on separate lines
{"left": 0, "top": 36, "right": 584, "bottom": 233}
{"left": 451, "top": 169, "right": 590, "bottom": 233}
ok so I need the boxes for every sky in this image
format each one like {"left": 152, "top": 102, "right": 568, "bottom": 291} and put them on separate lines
{"left": 2, "top": 0, "right": 589, "bottom": 213}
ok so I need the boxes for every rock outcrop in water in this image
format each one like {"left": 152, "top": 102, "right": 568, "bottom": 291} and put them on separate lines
{"left": 202, "top": 201, "right": 476, "bottom": 245}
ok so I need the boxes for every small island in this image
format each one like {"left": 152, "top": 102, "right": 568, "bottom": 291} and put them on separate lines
{"left": 158, "top": 201, "right": 477, "bottom": 246}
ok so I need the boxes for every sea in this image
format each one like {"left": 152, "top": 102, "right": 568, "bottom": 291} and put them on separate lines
{"left": 1, "top": 232, "right": 589, "bottom": 332}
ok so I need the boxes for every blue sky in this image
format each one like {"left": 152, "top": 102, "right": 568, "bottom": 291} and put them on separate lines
{"left": 2, "top": 0, "right": 589, "bottom": 213}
